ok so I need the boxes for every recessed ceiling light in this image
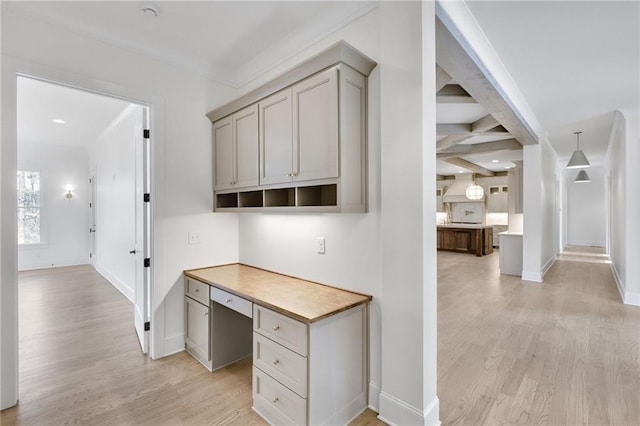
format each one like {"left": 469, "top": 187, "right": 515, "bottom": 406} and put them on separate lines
{"left": 52, "top": 119, "right": 65, "bottom": 124}
{"left": 504, "top": 165, "right": 513, "bottom": 169}
{"left": 457, "top": 170, "right": 464, "bottom": 174}
{"left": 491, "top": 159, "right": 499, "bottom": 163}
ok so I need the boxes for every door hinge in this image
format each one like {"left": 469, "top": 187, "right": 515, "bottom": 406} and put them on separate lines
{"left": 89, "top": 202, "right": 92, "bottom": 208}
{"left": 143, "top": 129, "right": 150, "bottom": 139}
{"left": 144, "top": 321, "right": 150, "bottom": 331}
{"left": 89, "top": 253, "right": 92, "bottom": 258}
{"left": 144, "top": 193, "right": 150, "bottom": 203}
{"left": 144, "top": 258, "right": 150, "bottom": 268}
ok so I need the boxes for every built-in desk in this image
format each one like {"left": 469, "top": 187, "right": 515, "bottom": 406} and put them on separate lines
{"left": 183, "top": 263, "right": 372, "bottom": 426}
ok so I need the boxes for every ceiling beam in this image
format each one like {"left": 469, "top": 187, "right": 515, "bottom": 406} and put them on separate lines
{"left": 436, "top": 19, "right": 538, "bottom": 146}
{"left": 436, "top": 134, "right": 474, "bottom": 152}
{"left": 437, "top": 138, "right": 522, "bottom": 159}
{"left": 436, "top": 64, "right": 453, "bottom": 92}
{"left": 441, "top": 157, "right": 495, "bottom": 177}
{"left": 436, "top": 84, "right": 476, "bottom": 104}
{"left": 436, "top": 123, "right": 510, "bottom": 136}
{"left": 471, "top": 114, "right": 500, "bottom": 133}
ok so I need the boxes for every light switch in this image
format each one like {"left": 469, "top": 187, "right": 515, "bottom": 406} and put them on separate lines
{"left": 316, "top": 237, "right": 326, "bottom": 254}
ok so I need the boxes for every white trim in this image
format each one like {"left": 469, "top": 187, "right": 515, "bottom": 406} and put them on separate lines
{"left": 423, "top": 396, "right": 441, "bottom": 426}
{"left": 521, "top": 270, "right": 543, "bottom": 283}
{"left": 624, "top": 291, "right": 640, "bottom": 307}
{"left": 611, "top": 262, "right": 625, "bottom": 303}
{"left": 542, "top": 255, "right": 556, "bottom": 277}
{"left": 378, "top": 391, "right": 424, "bottom": 425}
{"left": 566, "top": 240, "right": 606, "bottom": 248}
{"left": 95, "top": 263, "right": 134, "bottom": 303}
{"left": 368, "top": 381, "right": 381, "bottom": 412}
{"left": 17, "top": 260, "right": 90, "bottom": 272}
{"left": 163, "top": 332, "right": 185, "bottom": 357}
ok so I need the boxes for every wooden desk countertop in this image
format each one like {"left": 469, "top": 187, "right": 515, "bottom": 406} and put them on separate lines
{"left": 184, "top": 263, "right": 372, "bottom": 324}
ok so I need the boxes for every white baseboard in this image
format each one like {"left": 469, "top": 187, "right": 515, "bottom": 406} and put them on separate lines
{"left": 368, "top": 381, "right": 381, "bottom": 412}
{"left": 424, "top": 396, "right": 441, "bottom": 426}
{"left": 378, "top": 391, "right": 424, "bottom": 425}
{"left": 17, "top": 259, "right": 89, "bottom": 271}
{"left": 542, "top": 255, "right": 556, "bottom": 277}
{"left": 163, "top": 333, "right": 185, "bottom": 357}
{"left": 624, "top": 291, "right": 640, "bottom": 306}
{"left": 521, "top": 270, "right": 543, "bottom": 283}
{"left": 94, "top": 264, "right": 134, "bottom": 302}
{"left": 611, "top": 263, "right": 625, "bottom": 303}
{"left": 567, "top": 240, "right": 606, "bottom": 247}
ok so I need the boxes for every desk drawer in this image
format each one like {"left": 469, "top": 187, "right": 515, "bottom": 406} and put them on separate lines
{"left": 253, "top": 367, "right": 307, "bottom": 426}
{"left": 254, "top": 305, "right": 308, "bottom": 356}
{"left": 211, "top": 287, "right": 253, "bottom": 318}
{"left": 185, "top": 277, "right": 209, "bottom": 305}
{"left": 254, "top": 332, "right": 307, "bottom": 397}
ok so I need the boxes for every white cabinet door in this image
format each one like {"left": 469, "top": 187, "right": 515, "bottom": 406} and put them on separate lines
{"left": 185, "top": 296, "right": 210, "bottom": 365}
{"left": 260, "top": 89, "right": 293, "bottom": 185}
{"left": 487, "top": 186, "right": 501, "bottom": 212}
{"left": 213, "top": 117, "right": 234, "bottom": 190}
{"left": 234, "top": 104, "right": 259, "bottom": 188}
{"left": 292, "top": 67, "right": 338, "bottom": 182}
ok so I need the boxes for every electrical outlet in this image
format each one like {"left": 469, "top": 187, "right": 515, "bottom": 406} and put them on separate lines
{"left": 316, "top": 237, "right": 326, "bottom": 254}
{"left": 188, "top": 232, "right": 201, "bottom": 245}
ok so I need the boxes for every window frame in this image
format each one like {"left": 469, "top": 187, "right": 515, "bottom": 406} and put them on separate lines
{"left": 17, "top": 170, "right": 43, "bottom": 246}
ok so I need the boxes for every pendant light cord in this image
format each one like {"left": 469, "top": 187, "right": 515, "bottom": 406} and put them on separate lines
{"left": 574, "top": 131, "right": 582, "bottom": 150}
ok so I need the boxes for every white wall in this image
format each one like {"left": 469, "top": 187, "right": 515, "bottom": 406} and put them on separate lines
{"left": 236, "top": 3, "right": 439, "bottom": 423}
{"left": 566, "top": 166, "right": 606, "bottom": 247}
{"left": 88, "top": 105, "right": 142, "bottom": 302}
{"left": 1, "top": 6, "right": 239, "bottom": 408}
{"left": 607, "top": 109, "right": 640, "bottom": 306}
{"left": 522, "top": 138, "right": 559, "bottom": 282}
{"left": 17, "top": 142, "right": 90, "bottom": 270}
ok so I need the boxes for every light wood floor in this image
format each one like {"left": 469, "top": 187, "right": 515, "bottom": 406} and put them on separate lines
{"left": 2, "top": 255, "right": 639, "bottom": 425}
{"left": 438, "top": 251, "right": 640, "bottom": 425}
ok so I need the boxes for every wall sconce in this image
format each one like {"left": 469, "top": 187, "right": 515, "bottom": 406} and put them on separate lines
{"left": 65, "top": 184, "right": 73, "bottom": 199}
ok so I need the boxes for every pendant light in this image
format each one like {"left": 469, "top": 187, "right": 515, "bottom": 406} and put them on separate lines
{"left": 574, "top": 169, "right": 591, "bottom": 183}
{"left": 465, "top": 174, "right": 484, "bottom": 200}
{"left": 566, "top": 131, "right": 591, "bottom": 169}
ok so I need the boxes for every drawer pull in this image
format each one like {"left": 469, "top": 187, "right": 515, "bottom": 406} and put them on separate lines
{"left": 225, "top": 298, "right": 232, "bottom": 303}
{"left": 272, "top": 397, "right": 279, "bottom": 404}
{"left": 272, "top": 359, "right": 280, "bottom": 366}
{"left": 273, "top": 325, "right": 280, "bottom": 331}
{"left": 194, "top": 288, "right": 199, "bottom": 292}
{"left": 203, "top": 311, "right": 208, "bottom": 316}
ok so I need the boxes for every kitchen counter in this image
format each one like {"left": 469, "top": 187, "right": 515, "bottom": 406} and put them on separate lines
{"left": 184, "top": 263, "right": 372, "bottom": 323}
{"left": 437, "top": 223, "right": 494, "bottom": 229}
{"left": 436, "top": 225, "right": 494, "bottom": 256}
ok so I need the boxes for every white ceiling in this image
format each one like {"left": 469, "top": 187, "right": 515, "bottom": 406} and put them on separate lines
{"left": 6, "top": 1, "right": 377, "bottom": 88}
{"left": 9, "top": 1, "right": 639, "bottom": 174}
{"left": 18, "top": 77, "right": 133, "bottom": 147}
{"left": 466, "top": 0, "right": 640, "bottom": 166}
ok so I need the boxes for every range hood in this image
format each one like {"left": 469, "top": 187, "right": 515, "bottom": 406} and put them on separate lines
{"left": 442, "top": 173, "right": 485, "bottom": 203}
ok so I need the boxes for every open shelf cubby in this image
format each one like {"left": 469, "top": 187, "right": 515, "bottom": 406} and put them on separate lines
{"left": 297, "top": 184, "right": 337, "bottom": 207}
{"left": 216, "top": 193, "right": 238, "bottom": 208}
{"left": 265, "top": 188, "right": 295, "bottom": 207}
{"left": 238, "top": 191, "right": 264, "bottom": 208}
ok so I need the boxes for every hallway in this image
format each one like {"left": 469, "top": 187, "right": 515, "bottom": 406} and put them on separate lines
{"left": 438, "top": 251, "right": 640, "bottom": 425}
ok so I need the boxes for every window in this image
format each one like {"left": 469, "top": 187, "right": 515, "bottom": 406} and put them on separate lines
{"left": 17, "top": 170, "right": 41, "bottom": 244}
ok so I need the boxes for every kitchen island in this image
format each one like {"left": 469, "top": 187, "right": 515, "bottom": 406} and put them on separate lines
{"left": 437, "top": 224, "right": 494, "bottom": 256}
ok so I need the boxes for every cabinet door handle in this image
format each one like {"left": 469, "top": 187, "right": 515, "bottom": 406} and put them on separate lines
{"left": 272, "top": 325, "right": 280, "bottom": 331}
{"left": 272, "top": 359, "right": 280, "bottom": 366}
{"left": 293, "top": 173, "right": 298, "bottom": 176}
{"left": 203, "top": 311, "right": 208, "bottom": 316}
{"left": 272, "top": 397, "right": 279, "bottom": 404}
{"left": 194, "top": 288, "right": 199, "bottom": 292}
{"left": 225, "top": 298, "right": 232, "bottom": 303}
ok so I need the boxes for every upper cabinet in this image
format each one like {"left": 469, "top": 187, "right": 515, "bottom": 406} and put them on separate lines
{"left": 207, "top": 41, "right": 376, "bottom": 213}
{"left": 213, "top": 104, "right": 259, "bottom": 191}
{"left": 487, "top": 185, "right": 508, "bottom": 213}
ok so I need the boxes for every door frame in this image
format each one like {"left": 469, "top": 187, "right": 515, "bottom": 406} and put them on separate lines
{"left": 1, "top": 56, "right": 167, "bottom": 409}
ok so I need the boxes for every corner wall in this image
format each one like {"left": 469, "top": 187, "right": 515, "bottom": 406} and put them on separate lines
{"left": 1, "top": 7, "right": 240, "bottom": 408}
{"left": 607, "top": 109, "right": 640, "bottom": 306}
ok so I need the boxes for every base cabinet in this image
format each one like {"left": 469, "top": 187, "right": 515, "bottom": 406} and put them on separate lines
{"left": 437, "top": 227, "right": 493, "bottom": 256}
{"left": 184, "top": 291, "right": 212, "bottom": 371}
{"left": 252, "top": 304, "right": 367, "bottom": 426}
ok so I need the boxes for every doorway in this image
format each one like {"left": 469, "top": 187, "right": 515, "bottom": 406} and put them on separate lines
{"left": 16, "top": 77, "right": 152, "bottom": 353}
